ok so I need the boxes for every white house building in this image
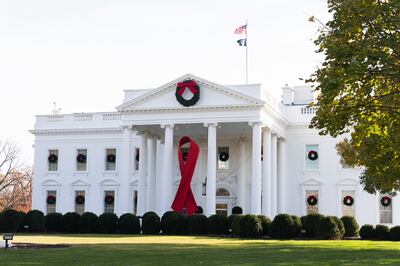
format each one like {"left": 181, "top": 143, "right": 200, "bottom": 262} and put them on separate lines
{"left": 30, "top": 73, "right": 398, "bottom": 226}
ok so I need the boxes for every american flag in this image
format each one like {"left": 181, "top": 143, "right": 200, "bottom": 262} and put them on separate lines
{"left": 234, "top": 24, "right": 247, "bottom": 34}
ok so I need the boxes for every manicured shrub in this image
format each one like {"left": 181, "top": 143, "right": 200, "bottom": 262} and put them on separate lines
{"left": 118, "top": 213, "right": 140, "bottom": 234}
{"left": 207, "top": 214, "right": 229, "bottom": 235}
{"left": 25, "top": 210, "right": 45, "bottom": 232}
{"left": 330, "top": 216, "right": 345, "bottom": 238}
{"left": 303, "top": 213, "right": 324, "bottom": 237}
{"left": 291, "top": 215, "right": 302, "bottom": 237}
{"left": 0, "top": 209, "right": 21, "bottom": 233}
{"left": 359, "top": 224, "right": 375, "bottom": 240}
{"left": 61, "top": 212, "right": 81, "bottom": 233}
{"left": 318, "top": 216, "right": 341, "bottom": 240}
{"left": 374, "top": 224, "right": 390, "bottom": 240}
{"left": 232, "top": 206, "right": 243, "bottom": 214}
{"left": 239, "top": 215, "right": 262, "bottom": 238}
{"left": 142, "top": 212, "right": 161, "bottom": 234}
{"left": 228, "top": 214, "right": 238, "bottom": 231}
{"left": 161, "top": 211, "right": 187, "bottom": 235}
{"left": 231, "top": 215, "right": 243, "bottom": 236}
{"left": 97, "top": 213, "right": 118, "bottom": 233}
{"left": 341, "top": 216, "right": 359, "bottom": 237}
{"left": 45, "top": 212, "right": 62, "bottom": 232}
{"left": 270, "top": 214, "right": 295, "bottom": 239}
{"left": 80, "top": 212, "right": 98, "bottom": 233}
{"left": 390, "top": 226, "right": 400, "bottom": 241}
{"left": 257, "top": 215, "right": 272, "bottom": 236}
{"left": 187, "top": 214, "right": 207, "bottom": 235}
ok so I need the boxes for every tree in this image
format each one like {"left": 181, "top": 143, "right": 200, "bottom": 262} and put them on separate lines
{"left": 308, "top": 0, "right": 400, "bottom": 193}
{"left": 0, "top": 141, "right": 32, "bottom": 211}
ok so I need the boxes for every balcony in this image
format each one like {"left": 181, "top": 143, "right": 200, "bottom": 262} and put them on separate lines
{"left": 281, "top": 105, "right": 316, "bottom": 125}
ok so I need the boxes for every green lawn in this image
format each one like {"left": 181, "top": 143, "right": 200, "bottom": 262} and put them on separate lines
{"left": 1, "top": 235, "right": 400, "bottom": 265}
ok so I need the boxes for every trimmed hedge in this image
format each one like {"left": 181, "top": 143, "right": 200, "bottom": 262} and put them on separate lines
{"left": 17, "top": 211, "right": 27, "bottom": 232}
{"left": 61, "top": 212, "right": 81, "bottom": 233}
{"left": 142, "top": 212, "right": 161, "bottom": 234}
{"left": 0, "top": 209, "right": 21, "bottom": 232}
{"left": 239, "top": 215, "right": 262, "bottom": 238}
{"left": 390, "top": 226, "right": 400, "bottom": 241}
{"left": 291, "top": 215, "right": 302, "bottom": 238}
{"left": 45, "top": 213, "right": 62, "bottom": 232}
{"left": 375, "top": 224, "right": 390, "bottom": 240}
{"left": 97, "top": 213, "right": 118, "bottom": 233}
{"left": 232, "top": 206, "right": 243, "bottom": 214}
{"left": 330, "top": 216, "right": 345, "bottom": 238}
{"left": 80, "top": 212, "right": 98, "bottom": 233}
{"left": 207, "top": 214, "right": 229, "bottom": 235}
{"left": 161, "top": 211, "right": 187, "bottom": 235}
{"left": 302, "top": 213, "right": 324, "bottom": 237}
{"left": 118, "top": 213, "right": 140, "bottom": 234}
{"left": 188, "top": 214, "right": 207, "bottom": 235}
{"left": 270, "top": 214, "right": 295, "bottom": 239}
{"left": 359, "top": 224, "right": 375, "bottom": 240}
{"left": 341, "top": 216, "right": 359, "bottom": 237}
{"left": 318, "top": 216, "right": 341, "bottom": 240}
{"left": 231, "top": 215, "right": 243, "bottom": 236}
{"left": 257, "top": 215, "right": 271, "bottom": 236}
{"left": 26, "top": 210, "right": 45, "bottom": 232}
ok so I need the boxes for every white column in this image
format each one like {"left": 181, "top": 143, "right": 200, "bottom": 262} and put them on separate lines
{"left": 155, "top": 140, "right": 164, "bottom": 216}
{"left": 137, "top": 133, "right": 148, "bottom": 215}
{"left": 262, "top": 127, "right": 272, "bottom": 217}
{"left": 205, "top": 122, "right": 217, "bottom": 216}
{"left": 237, "top": 138, "right": 247, "bottom": 211}
{"left": 160, "top": 124, "right": 174, "bottom": 214}
{"left": 277, "top": 138, "right": 286, "bottom": 213}
{"left": 250, "top": 122, "right": 262, "bottom": 215}
{"left": 271, "top": 134, "right": 278, "bottom": 217}
{"left": 146, "top": 137, "right": 157, "bottom": 212}
{"left": 120, "top": 126, "right": 132, "bottom": 215}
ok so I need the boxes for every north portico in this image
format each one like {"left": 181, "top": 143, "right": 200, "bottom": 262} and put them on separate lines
{"left": 116, "top": 73, "right": 288, "bottom": 217}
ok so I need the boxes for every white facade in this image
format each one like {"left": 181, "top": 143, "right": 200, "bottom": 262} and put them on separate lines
{"left": 30, "top": 73, "right": 399, "bottom": 226}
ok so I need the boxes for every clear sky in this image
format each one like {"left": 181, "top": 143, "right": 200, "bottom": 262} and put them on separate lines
{"left": 0, "top": 0, "right": 330, "bottom": 163}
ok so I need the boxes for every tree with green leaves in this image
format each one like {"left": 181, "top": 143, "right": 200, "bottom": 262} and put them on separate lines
{"left": 308, "top": 0, "right": 400, "bottom": 194}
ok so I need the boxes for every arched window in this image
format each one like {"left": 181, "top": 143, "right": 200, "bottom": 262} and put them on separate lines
{"left": 216, "top": 188, "right": 230, "bottom": 197}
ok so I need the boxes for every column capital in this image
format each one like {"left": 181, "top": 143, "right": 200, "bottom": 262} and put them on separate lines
{"left": 204, "top": 122, "right": 218, "bottom": 128}
{"left": 161, "top": 124, "right": 174, "bottom": 129}
{"left": 248, "top": 121, "right": 263, "bottom": 127}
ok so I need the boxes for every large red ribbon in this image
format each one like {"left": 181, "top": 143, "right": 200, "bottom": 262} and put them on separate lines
{"left": 176, "top": 81, "right": 198, "bottom": 96}
{"left": 171, "top": 136, "right": 199, "bottom": 215}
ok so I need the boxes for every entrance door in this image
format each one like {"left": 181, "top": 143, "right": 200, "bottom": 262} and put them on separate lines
{"left": 216, "top": 188, "right": 232, "bottom": 216}
{"left": 216, "top": 203, "right": 228, "bottom": 216}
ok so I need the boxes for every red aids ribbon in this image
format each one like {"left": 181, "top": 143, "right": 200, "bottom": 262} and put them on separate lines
{"left": 176, "top": 81, "right": 198, "bottom": 96}
{"left": 171, "top": 136, "right": 199, "bottom": 215}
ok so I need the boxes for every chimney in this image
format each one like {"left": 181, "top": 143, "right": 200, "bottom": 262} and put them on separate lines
{"left": 281, "top": 84, "right": 293, "bottom": 105}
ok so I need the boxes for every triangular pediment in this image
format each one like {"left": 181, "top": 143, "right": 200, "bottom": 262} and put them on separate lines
{"left": 117, "top": 73, "right": 264, "bottom": 112}
{"left": 300, "top": 178, "right": 324, "bottom": 186}
{"left": 70, "top": 179, "right": 90, "bottom": 187}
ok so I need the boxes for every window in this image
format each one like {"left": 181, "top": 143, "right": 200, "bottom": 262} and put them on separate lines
{"left": 380, "top": 194, "right": 392, "bottom": 224}
{"left": 218, "top": 147, "right": 230, "bottom": 170}
{"left": 216, "top": 188, "right": 230, "bottom": 197}
{"left": 76, "top": 149, "right": 87, "bottom": 171}
{"left": 133, "top": 190, "right": 138, "bottom": 215}
{"left": 134, "top": 148, "right": 139, "bottom": 171}
{"left": 46, "top": 190, "right": 56, "bottom": 214}
{"left": 342, "top": 191, "right": 355, "bottom": 217}
{"left": 306, "top": 190, "right": 319, "bottom": 214}
{"left": 216, "top": 204, "right": 228, "bottom": 216}
{"left": 104, "top": 190, "right": 115, "bottom": 213}
{"left": 305, "top": 144, "right": 319, "bottom": 170}
{"left": 105, "top": 149, "right": 116, "bottom": 171}
{"left": 48, "top": 150, "right": 58, "bottom": 171}
{"left": 75, "top": 191, "right": 85, "bottom": 215}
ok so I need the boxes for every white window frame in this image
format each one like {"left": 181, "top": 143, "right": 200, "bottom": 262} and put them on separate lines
{"left": 47, "top": 148, "right": 59, "bottom": 173}
{"left": 75, "top": 148, "right": 88, "bottom": 173}
{"left": 303, "top": 143, "right": 320, "bottom": 172}
{"left": 105, "top": 148, "right": 117, "bottom": 172}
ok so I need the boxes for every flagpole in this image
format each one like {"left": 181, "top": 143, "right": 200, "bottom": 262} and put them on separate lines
{"left": 245, "top": 19, "right": 248, "bottom": 86}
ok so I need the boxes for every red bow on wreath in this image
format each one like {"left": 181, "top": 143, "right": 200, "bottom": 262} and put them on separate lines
{"left": 176, "top": 80, "right": 198, "bottom": 96}
{"left": 171, "top": 136, "right": 199, "bottom": 215}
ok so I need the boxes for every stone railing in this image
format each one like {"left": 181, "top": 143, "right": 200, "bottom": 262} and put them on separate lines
{"left": 300, "top": 107, "right": 316, "bottom": 115}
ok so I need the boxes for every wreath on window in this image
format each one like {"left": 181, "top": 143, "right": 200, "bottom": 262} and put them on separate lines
{"left": 76, "top": 154, "right": 87, "bottom": 163}
{"left": 175, "top": 80, "right": 200, "bottom": 107}
{"left": 75, "top": 195, "right": 85, "bottom": 205}
{"left": 107, "top": 154, "right": 116, "bottom": 163}
{"left": 48, "top": 154, "right": 58, "bottom": 163}
{"left": 219, "top": 152, "right": 229, "bottom": 162}
{"left": 307, "top": 195, "right": 318, "bottom": 206}
{"left": 381, "top": 196, "right": 391, "bottom": 207}
{"left": 308, "top": 150, "right": 319, "bottom": 161}
{"left": 47, "top": 195, "right": 56, "bottom": 204}
{"left": 105, "top": 195, "right": 114, "bottom": 204}
{"left": 343, "top": 195, "right": 354, "bottom": 206}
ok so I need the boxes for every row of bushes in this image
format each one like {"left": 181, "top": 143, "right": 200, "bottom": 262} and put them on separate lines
{"left": 360, "top": 224, "right": 400, "bottom": 241}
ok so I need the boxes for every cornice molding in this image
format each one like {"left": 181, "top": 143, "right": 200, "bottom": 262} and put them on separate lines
{"left": 29, "top": 127, "right": 123, "bottom": 135}
{"left": 122, "top": 104, "right": 262, "bottom": 114}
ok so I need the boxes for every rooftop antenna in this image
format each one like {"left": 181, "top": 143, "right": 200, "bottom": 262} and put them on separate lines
{"left": 52, "top": 102, "right": 62, "bottom": 114}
